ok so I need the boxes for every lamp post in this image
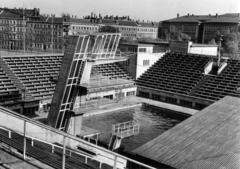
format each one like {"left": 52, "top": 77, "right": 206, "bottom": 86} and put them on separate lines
{"left": 217, "top": 35, "right": 223, "bottom": 66}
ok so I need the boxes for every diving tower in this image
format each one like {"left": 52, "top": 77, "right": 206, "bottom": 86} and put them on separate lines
{"left": 47, "top": 33, "right": 128, "bottom": 136}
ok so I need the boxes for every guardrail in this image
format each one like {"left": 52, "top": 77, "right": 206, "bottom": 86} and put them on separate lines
{"left": 0, "top": 106, "right": 156, "bottom": 169}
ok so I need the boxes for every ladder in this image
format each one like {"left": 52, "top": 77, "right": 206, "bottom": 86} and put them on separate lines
{"left": 63, "top": 110, "right": 73, "bottom": 132}
{"left": 62, "top": 60, "right": 86, "bottom": 133}
{"left": 70, "top": 60, "right": 86, "bottom": 110}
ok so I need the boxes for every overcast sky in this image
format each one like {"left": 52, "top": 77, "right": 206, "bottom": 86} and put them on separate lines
{"left": 1, "top": 0, "right": 239, "bottom": 21}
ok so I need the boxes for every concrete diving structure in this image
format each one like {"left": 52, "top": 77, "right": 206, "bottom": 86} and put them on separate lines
{"left": 47, "top": 33, "right": 129, "bottom": 136}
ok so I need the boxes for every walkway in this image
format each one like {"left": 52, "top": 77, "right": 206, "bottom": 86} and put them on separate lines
{"left": 0, "top": 129, "right": 99, "bottom": 169}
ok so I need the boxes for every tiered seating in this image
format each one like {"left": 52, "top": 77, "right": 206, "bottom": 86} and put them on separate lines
{"left": 92, "top": 62, "right": 133, "bottom": 80}
{"left": 192, "top": 59, "right": 240, "bottom": 101}
{"left": 137, "top": 52, "right": 211, "bottom": 95}
{"left": 0, "top": 67, "right": 21, "bottom": 104}
{"left": 3, "top": 55, "right": 62, "bottom": 100}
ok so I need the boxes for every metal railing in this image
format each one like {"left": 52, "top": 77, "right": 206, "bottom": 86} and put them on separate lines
{"left": 0, "top": 106, "right": 156, "bottom": 169}
{"left": 112, "top": 121, "right": 140, "bottom": 139}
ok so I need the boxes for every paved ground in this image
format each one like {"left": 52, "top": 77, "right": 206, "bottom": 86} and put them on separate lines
{"left": 0, "top": 148, "right": 54, "bottom": 169}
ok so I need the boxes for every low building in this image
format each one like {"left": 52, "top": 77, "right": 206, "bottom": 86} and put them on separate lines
{"left": 119, "top": 42, "right": 165, "bottom": 79}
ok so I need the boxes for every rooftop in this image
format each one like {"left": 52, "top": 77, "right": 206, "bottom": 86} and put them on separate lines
{"left": 134, "top": 95, "right": 240, "bottom": 169}
{"left": 162, "top": 13, "right": 240, "bottom": 24}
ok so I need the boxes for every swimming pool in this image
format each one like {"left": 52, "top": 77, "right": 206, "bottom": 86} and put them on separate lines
{"left": 82, "top": 105, "right": 189, "bottom": 151}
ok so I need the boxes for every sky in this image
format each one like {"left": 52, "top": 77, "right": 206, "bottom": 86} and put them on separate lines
{"left": 0, "top": 0, "right": 239, "bottom": 22}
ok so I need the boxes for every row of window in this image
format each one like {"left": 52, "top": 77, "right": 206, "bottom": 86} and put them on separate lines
{"left": 29, "top": 23, "right": 62, "bottom": 29}
{"left": 0, "top": 20, "right": 23, "bottom": 25}
{"left": 72, "top": 26, "right": 98, "bottom": 31}
{"left": 205, "top": 26, "right": 236, "bottom": 31}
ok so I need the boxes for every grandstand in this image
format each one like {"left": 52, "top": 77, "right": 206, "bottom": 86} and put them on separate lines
{"left": 137, "top": 52, "right": 240, "bottom": 110}
{"left": 0, "top": 53, "right": 135, "bottom": 114}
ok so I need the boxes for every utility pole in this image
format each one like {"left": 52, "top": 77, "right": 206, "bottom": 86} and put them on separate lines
{"left": 51, "top": 14, "right": 54, "bottom": 53}
{"left": 23, "top": 8, "right": 26, "bottom": 54}
{"left": 217, "top": 35, "right": 223, "bottom": 66}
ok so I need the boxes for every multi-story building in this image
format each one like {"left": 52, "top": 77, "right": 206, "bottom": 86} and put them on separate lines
{"left": 160, "top": 13, "right": 240, "bottom": 44}
{"left": 63, "top": 13, "right": 158, "bottom": 40}
{"left": 27, "top": 15, "right": 63, "bottom": 52}
{"left": 0, "top": 7, "right": 63, "bottom": 52}
{"left": 137, "top": 21, "right": 158, "bottom": 39}
{"left": 0, "top": 7, "right": 40, "bottom": 50}
{"left": 203, "top": 13, "right": 240, "bottom": 43}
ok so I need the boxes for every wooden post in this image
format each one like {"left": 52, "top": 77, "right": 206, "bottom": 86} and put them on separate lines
{"left": 62, "top": 136, "right": 66, "bottom": 169}
{"left": 23, "top": 120, "right": 26, "bottom": 160}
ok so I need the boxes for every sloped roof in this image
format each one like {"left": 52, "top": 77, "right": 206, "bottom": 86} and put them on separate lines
{"left": 134, "top": 96, "right": 240, "bottom": 169}
{"left": 138, "top": 22, "right": 157, "bottom": 27}
{"left": 46, "top": 17, "right": 63, "bottom": 24}
{"left": 205, "top": 16, "right": 240, "bottom": 24}
{"left": 118, "top": 20, "right": 137, "bottom": 26}
{"left": 162, "top": 15, "right": 215, "bottom": 23}
{"left": 101, "top": 19, "right": 116, "bottom": 25}
{"left": 162, "top": 13, "right": 240, "bottom": 24}
{"left": 0, "top": 8, "right": 35, "bottom": 19}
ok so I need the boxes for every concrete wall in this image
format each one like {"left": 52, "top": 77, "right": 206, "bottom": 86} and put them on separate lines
{"left": 137, "top": 86, "right": 214, "bottom": 110}
{"left": 136, "top": 52, "right": 163, "bottom": 79}
{"left": 189, "top": 46, "right": 218, "bottom": 56}
{"left": 87, "top": 86, "right": 137, "bottom": 100}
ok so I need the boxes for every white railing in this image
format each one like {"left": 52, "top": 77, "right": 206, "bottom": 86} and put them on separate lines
{"left": 0, "top": 106, "right": 155, "bottom": 169}
{"left": 112, "top": 121, "right": 140, "bottom": 139}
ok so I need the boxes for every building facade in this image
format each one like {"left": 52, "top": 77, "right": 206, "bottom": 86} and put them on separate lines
{"left": 161, "top": 13, "right": 240, "bottom": 44}
{"left": 63, "top": 14, "right": 158, "bottom": 40}
{"left": 0, "top": 7, "right": 64, "bottom": 52}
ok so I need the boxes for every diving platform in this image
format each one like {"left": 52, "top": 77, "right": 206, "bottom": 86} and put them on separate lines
{"left": 47, "top": 33, "right": 129, "bottom": 136}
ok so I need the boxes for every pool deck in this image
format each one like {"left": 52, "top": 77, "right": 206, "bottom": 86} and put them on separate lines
{"left": 83, "top": 96, "right": 198, "bottom": 117}
{"left": 30, "top": 96, "right": 198, "bottom": 122}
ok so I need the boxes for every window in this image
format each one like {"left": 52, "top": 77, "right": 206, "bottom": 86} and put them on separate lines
{"left": 143, "top": 60, "right": 149, "bottom": 66}
{"left": 138, "top": 48, "right": 146, "bottom": 53}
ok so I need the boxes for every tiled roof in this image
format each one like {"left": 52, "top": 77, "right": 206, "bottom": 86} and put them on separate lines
{"left": 101, "top": 19, "right": 116, "bottom": 25}
{"left": 162, "top": 15, "right": 215, "bottom": 23}
{"left": 69, "top": 18, "right": 93, "bottom": 24}
{"left": 205, "top": 16, "right": 240, "bottom": 23}
{"left": 134, "top": 96, "right": 240, "bottom": 169}
{"left": 138, "top": 22, "right": 157, "bottom": 27}
{"left": 46, "top": 17, "right": 63, "bottom": 23}
{"left": 118, "top": 20, "right": 137, "bottom": 26}
{"left": 0, "top": 8, "right": 35, "bottom": 19}
{"left": 162, "top": 13, "right": 240, "bottom": 24}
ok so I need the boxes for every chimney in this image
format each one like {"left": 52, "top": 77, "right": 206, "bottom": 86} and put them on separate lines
{"left": 75, "top": 15, "right": 77, "bottom": 18}
{"left": 188, "top": 13, "right": 190, "bottom": 17}
{"left": 209, "top": 14, "right": 211, "bottom": 16}
{"left": 91, "top": 12, "right": 93, "bottom": 18}
{"left": 192, "top": 14, "right": 194, "bottom": 16}
{"left": 216, "top": 13, "right": 218, "bottom": 17}
{"left": 177, "top": 13, "right": 179, "bottom": 18}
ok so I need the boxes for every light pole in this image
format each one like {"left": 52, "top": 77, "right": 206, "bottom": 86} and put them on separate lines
{"left": 217, "top": 35, "right": 223, "bottom": 66}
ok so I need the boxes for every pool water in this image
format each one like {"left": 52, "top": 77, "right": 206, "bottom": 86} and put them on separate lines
{"left": 82, "top": 105, "right": 189, "bottom": 152}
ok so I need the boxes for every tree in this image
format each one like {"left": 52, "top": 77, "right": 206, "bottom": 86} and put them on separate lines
{"left": 163, "top": 25, "right": 191, "bottom": 42}
{"left": 209, "top": 29, "right": 240, "bottom": 59}
{"left": 208, "top": 38, "right": 217, "bottom": 45}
